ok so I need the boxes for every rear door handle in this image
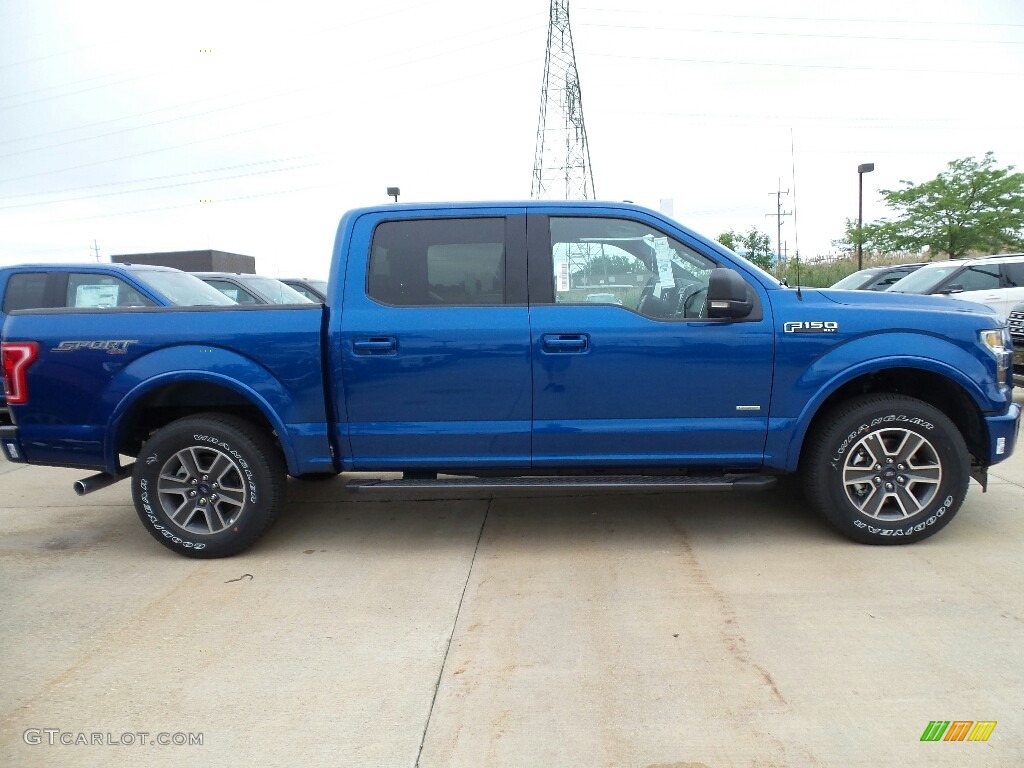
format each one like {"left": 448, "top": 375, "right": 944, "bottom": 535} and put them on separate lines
{"left": 542, "top": 333, "right": 589, "bottom": 353}
{"left": 353, "top": 337, "right": 397, "bottom": 354}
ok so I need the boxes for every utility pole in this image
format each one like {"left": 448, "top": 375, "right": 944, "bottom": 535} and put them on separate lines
{"left": 765, "top": 180, "right": 791, "bottom": 267}
{"left": 91, "top": 240, "right": 101, "bottom": 262}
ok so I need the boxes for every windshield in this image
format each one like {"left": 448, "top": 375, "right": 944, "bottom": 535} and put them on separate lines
{"left": 134, "top": 271, "right": 237, "bottom": 306}
{"left": 886, "top": 264, "right": 959, "bottom": 294}
{"left": 831, "top": 269, "right": 875, "bottom": 289}
{"left": 243, "top": 277, "right": 315, "bottom": 304}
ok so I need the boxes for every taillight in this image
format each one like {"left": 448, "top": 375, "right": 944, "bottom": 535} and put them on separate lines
{"left": 1, "top": 342, "right": 38, "bottom": 405}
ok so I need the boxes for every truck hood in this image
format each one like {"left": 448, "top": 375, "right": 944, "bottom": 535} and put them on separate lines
{"left": 817, "top": 288, "right": 1003, "bottom": 321}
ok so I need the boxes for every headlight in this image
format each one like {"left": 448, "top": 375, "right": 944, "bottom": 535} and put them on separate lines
{"left": 980, "top": 327, "right": 1013, "bottom": 383}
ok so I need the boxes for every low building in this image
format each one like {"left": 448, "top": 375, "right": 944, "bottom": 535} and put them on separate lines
{"left": 111, "top": 250, "right": 255, "bottom": 273}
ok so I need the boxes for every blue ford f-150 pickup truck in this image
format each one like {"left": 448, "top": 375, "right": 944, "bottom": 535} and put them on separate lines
{"left": 1, "top": 202, "right": 1019, "bottom": 557}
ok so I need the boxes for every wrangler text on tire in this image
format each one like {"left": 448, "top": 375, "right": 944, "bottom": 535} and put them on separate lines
{"left": 801, "top": 395, "right": 970, "bottom": 545}
{"left": 131, "top": 413, "right": 285, "bottom": 558}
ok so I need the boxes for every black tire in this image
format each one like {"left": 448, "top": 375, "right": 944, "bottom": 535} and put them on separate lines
{"left": 132, "top": 413, "right": 285, "bottom": 558}
{"left": 801, "top": 394, "right": 970, "bottom": 545}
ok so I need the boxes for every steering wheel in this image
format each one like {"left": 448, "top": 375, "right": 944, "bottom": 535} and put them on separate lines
{"left": 683, "top": 286, "right": 708, "bottom": 318}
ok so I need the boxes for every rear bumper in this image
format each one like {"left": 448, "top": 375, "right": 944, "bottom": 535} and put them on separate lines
{"left": 985, "top": 403, "right": 1021, "bottom": 466}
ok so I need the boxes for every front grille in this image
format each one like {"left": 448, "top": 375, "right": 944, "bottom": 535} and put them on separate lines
{"left": 1009, "top": 309, "right": 1024, "bottom": 341}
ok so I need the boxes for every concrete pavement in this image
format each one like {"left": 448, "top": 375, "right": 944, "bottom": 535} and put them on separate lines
{"left": 1, "top": 402, "right": 1022, "bottom": 767}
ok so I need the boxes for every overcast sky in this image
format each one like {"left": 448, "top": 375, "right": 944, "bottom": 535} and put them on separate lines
{"left": 1, "top": 0, "right": 1022, "bottom": 275}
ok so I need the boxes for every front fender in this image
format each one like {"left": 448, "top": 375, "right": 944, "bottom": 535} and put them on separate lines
{"left": 767, "top": 332, "right": 1001, "bottom": 472}
{"left": 102, "top": 346, "right": 302, "bottom": 475}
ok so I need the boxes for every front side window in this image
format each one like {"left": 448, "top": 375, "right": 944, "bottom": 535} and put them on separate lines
{"left": 549, "top": 217, "right": 718, "bottom": 319}
{"left": 1002, "top": 262, "right": 1024, "bottom": 287}
{"left": 368, "top": 218, "right": 505, "bottom": 306}
{"left": 951, "top": 265, "right": 1000, "bottom": 292}
{"left": 67, "top": 273, "right": 155, "bottom": 308}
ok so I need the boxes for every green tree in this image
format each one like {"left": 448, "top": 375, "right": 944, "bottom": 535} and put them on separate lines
{"left": 718, "top": 227, "right": 774, "bottom": 271}
{"left": 875, "top": 153, "right": 1024, "bottom": 259}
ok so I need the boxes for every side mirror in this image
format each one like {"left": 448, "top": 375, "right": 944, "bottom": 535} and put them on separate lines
{"left": 939, "top": 284, "right": 964, "bottom": 295}
{"left": 707, "top": 268, "right": 753, "bottom": 319}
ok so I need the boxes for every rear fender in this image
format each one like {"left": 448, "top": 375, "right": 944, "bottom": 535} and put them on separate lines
{"left": 103, "top": 346, "right": 299, "bottom": 475}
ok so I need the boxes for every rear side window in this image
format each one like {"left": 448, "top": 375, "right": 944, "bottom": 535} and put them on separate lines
{"left": 368, "top": 218, "right": 505, "bottom": 306}
{"left": 3, "top": 273, "right": 51, "bottom": 312}
{"left": 67, "top": 273, "right": 156, "bottom": 308}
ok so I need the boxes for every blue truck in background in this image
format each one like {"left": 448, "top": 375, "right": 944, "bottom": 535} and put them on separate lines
{"left": 1, "top": 202, "right": 1019, "bottom": 557}
{"left": 0, "top": 263, "right": 233, "bottom": 426}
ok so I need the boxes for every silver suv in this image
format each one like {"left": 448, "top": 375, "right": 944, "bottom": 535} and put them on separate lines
{"left": 886, "top": 253, "right": 1024, "bottom": 318}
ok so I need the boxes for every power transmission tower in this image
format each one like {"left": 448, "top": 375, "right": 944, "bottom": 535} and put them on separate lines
{"left": 91, "top": 239, "right": 101, "bottom": 262}
{"left": 531, "top": 0, "right": 595, "bottom": 200}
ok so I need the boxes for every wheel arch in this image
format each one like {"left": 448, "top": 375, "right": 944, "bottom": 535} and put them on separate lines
{"left": 786, "top": 362, "right": 989, "bottom": 472}
{"left": 106, "top": 372, "right": 299, "bottom": 476}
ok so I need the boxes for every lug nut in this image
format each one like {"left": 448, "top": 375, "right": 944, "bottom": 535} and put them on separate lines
{"left": 885, "top": 483, "right": 893, "bottom": 491}
{"left": 198, "top": 498, "right": 207, "bottom": 505}
{"left": 897, "top": 464, "right": 905, "bottom": 470}
{"left": 189, "top": 490, "right": 196, "bottom": 497}
{"left": 212, "top": 483, "right": 219, "bottom": 490}
{"left": 873, "top": 477, "right": 881, "bottom": 484}
{"left": 191, "top": 478, "right": 198, "bottom": 485}
{"left": 886, "top": 458, "right": 894, "bottom": 464}
{"left": 897, "top": 477, "right": 905, "bottom": 484}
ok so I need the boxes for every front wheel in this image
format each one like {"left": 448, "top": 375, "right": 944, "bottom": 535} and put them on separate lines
{"left": 132, "top": 414, "right": 286, "bottom": 558}
{"left": 801, "top": 395, "right": 970, "bottom": 544}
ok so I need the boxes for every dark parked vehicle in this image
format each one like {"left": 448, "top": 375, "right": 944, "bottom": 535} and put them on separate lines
{"left": 0, "top": 263, "right": 233, "bottom": 425}
{"left": 830, "top": 263, "right": 926, "bottom": 291}
{"left": 281, "top": 278, "right": 327, "bottom": 302}
{"left": 195, "top": 273, "right": 315, "bottom": 305}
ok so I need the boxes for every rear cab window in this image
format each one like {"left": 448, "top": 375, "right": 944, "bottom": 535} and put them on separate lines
{"left": 367, "top": 218, "right": 506, "bottom": 306}
{"left": 3, "top": 273, "right": 52, "bottom": 312}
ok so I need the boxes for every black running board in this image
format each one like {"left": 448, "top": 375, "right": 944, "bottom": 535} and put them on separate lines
{"left": 346, "top": 474, "right": 777, "bottom": 492}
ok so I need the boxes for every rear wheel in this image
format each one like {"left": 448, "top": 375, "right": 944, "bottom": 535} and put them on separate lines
{"left": 132, "top": 414, "right": 285, "bottom": 558}
{"left": 801, "top": 395, "right": 970, "bottom": 544}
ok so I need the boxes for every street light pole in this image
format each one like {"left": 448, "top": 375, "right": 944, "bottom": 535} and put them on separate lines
{"left": 857, "top": 163, "right": 875, "bottom": 270}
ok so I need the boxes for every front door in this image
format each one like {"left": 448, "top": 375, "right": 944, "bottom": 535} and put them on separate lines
{"left": 528, "top": 213, "right": 774, "bottom": 468}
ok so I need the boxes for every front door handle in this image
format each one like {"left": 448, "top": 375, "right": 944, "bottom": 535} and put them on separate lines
{"left": 542, "top": 333, "right": 589, "bottom": 353}
{"left": 353, "top": 337, "right": 397, "bottom": 354}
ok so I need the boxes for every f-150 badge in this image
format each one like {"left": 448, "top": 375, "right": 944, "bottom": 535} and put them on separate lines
{"left": 53, "top": 340, "right": 137, "bottom": 354}
{"left": 783, "top": 321, "right": 838, "bottom": 334}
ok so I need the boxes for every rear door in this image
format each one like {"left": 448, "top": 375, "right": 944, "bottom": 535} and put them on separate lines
{"left": 336, "top": 211, "right": 532, "bottom": 470}
{"left": 527, "top": 212, "right": 774, "bottom": 468}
